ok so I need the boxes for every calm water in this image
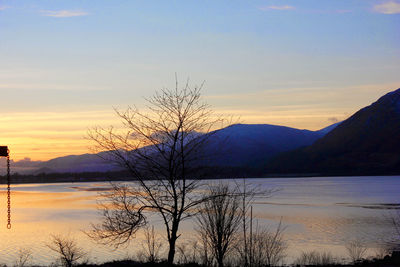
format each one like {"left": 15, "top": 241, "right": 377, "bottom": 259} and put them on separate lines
{"left": 0, "top": 176, "right": 399, "bottom": 265}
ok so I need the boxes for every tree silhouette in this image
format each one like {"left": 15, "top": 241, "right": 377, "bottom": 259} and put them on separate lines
{"left": 87, "top": 80, "right": 225, "bottom": 264}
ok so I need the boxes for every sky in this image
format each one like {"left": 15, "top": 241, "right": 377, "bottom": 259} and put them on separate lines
{"left": 0, "top": 0, "right": 399, "bottom": 161}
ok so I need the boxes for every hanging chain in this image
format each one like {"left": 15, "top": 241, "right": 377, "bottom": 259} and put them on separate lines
{"left": 7, "top": 153, "right": 11, "bottom": 229}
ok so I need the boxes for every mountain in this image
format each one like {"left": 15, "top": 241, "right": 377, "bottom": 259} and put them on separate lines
{"left": 200, "top": 123, "right": 333, "bottom": 168}
{"left": 10, "top": 88, "right": 400, "bottom": 177}
{"left": 20, "top": 123, "right": 338, "bottom": 175}
{"left": 265, "top": 88, "right": 400, "bottom": 175}
{"left": 34, "top": 152, "right": 119, "bottom": 174}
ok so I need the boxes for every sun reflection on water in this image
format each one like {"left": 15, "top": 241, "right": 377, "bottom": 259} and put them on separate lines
{"left": 0, "top": 177, "right": 398, "bottom": 266}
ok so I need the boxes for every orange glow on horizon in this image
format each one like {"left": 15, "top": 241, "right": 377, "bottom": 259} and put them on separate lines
{"left": 0, "top": 107, "right": 365, "bottom": 161}
{"left": 0, "top": 82, "right": 397, "bottom": 161}
{"left": 0, "top": 111, "right": 340, "bottom": 161}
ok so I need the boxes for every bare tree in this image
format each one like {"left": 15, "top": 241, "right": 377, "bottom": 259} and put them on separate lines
{"left": 345, "top": 239, "right": 368, "bottom": 263}
{"left": 374, "top": 245, "right": 391, "bottom": 260}
{"left": 87, "top": 81, "right": 225, "bottom": 264}
{"left": 14, "top": 248, "right": 32, "bottom": 267}
{"left": 197, "top": 228, "right": 213, "bottom": 266}
{"left": 47, "top": 234, "right": 87, "bottom": 267}
{"left": 239, "top": 180, "right": 259, "bottom": 267}
{"left": 196, "top": 183, "right": 242, "bottom": 267}
{"left": 195, "top": 180, "right": 280, "bottom": 267}
{"left": 88, "top": 183, "right": 147, "bottom": 246}
{"left": 176, "top": 240, "right": 200, "bottom": 265}
{"left": 237, "top": 179, "right": 279, "bottom": 267}
{"left": 137, "top": 226, "right": 164, "bottom": 263}
{"left": 294, "top": 250, "right": 337, "bottom": 266}
{"left": 242, "top": 221, "right": 287, "bottom": 267}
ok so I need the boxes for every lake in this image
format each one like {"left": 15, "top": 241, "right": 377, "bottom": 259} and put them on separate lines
{"left": 0, "top": 176, "right": 399, "bottom": 266}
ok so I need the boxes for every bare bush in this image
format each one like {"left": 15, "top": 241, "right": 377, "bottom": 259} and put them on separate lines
{"left": 47, "top": 234, "right": 87, "bottom": 267}
{"left": 235, "top": 221, "right": 287, "bottom": 267}
{"left": 137, "top": 226, "right": 164, "bottom": 263}
{"left": 176, "top": 240, "right": 201, "bottom": 265}
{"left": 251, "top": 222, "right": 287, "bottom": 267}
{"left": 197, "top": 230, "right": 213, "bottom": 267}
{"left": 196, "top": 183, "right": 242, "bottom": 267}
{"left": 294, "top": 250, "right": 336, "bottom": 266}
{"left": 243, "top": 183, "right": 280, "bottom": 266}
{"left": 345, "top": 239, "right": 368, "bottom": 263}
{"left": 374, "top": 245, "right": 391, "bottom": 260}
{"left": 14, "top": 248, "right": 32, "bottom": 267}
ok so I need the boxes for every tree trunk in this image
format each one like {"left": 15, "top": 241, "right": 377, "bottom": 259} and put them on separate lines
{"left": 167, "top": 239, "right": 176, "bottom": 265}
{"left": 167, "top": 222, "right": 179, "bottom": 265}
{"left": 217, "top": 241, "right": 224, "bottom": 267}
{"left": 217, "top": 253, "right": 224, "bottom": 267}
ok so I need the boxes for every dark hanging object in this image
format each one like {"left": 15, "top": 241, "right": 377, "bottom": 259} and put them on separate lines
{"left": 0, "top": 146, "right": 11, "bottom": 229}
{"left": 0, "top": 146, "right": 8, "bottom": 157}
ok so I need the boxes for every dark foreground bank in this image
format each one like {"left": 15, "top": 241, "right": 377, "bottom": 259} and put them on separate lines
{"left": 78, "top": 256, "right": 400, "bottom": 267}
{"left": 6, "top": 252, "right": 398, "bottom": 267}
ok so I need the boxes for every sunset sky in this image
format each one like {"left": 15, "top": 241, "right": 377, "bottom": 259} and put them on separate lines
{"left": 1, "top": 0, "right": 399, "bottom": 161}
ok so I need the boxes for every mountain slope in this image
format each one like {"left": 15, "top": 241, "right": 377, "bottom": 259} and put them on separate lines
{"left": 34, "top": 152, "right": 120, "bottom": 174}
{"left": 26, "top": 123, "right": 338, "bottom": 174}
{"left": 200, "top": 124, "right": 328, "bottom": 168}
{"left": 266, "top": 88, "right": 400, "bottom": 175}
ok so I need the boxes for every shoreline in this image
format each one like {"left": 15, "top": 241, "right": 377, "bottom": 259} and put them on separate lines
{"left": 0, "top": 173, "right": 399, "bottom": 185}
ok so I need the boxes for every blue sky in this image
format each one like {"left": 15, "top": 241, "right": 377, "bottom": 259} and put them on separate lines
{"left": 0, "top": 0, "right": 399, "bottom": 160}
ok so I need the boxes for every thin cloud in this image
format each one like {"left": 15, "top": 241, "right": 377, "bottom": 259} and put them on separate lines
{"left": 0, "top": 6, "right": 10, "bottom": 11}
{"left": 258, "top": 5, "right": 295, "bottom": 11}
{"left": 373, "top": 1, "right": 400, "bottom": 14}
{"left": 41, "top": 9, "right": 89, "bottom": 18}
{"left": 335, "top": 9, "right": 352, "bottom": 14}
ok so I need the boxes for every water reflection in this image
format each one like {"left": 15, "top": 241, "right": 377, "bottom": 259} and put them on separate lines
{"left": 0, "top": 177, "right": 398, "bottom": 265}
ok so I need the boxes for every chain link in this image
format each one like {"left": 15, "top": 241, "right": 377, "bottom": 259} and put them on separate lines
{"left": 7, "top": 154, "right": 11, "bottom": 229}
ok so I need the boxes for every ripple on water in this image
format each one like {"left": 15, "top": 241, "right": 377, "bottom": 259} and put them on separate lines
{"left": 0, "top": 177, "right": 399, "bottom": 265}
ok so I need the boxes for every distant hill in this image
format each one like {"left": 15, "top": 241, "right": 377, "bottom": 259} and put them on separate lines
{"left": 20, "top": 122, "right": 338, "bottom": 175}
{"left": 200, "top": 123, "right": 333, "bottom": 169}
{"left": 34, "top": 152, "right": 119, "bottom": 174}
{"left": 9, "top": 88, "right": 400, "bottom": 178}
{"left": 265, "top": 88, "right": 400, "bottom": 175}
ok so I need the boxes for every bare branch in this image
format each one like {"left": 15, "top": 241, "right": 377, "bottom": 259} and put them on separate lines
{"left": 87, "top": 79, "right": 230, "bottom": 264}
{"left": 47, "top": 234, "right": 87, "bottom": 267}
